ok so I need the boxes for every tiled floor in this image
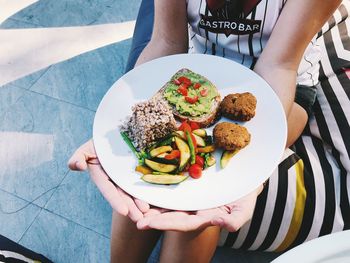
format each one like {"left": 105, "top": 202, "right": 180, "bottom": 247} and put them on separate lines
{"left": 0, "top": 1, "right": 140, "bottom": 262}
{"left": 0, "top": 2, "right": 283, "bottom": 263}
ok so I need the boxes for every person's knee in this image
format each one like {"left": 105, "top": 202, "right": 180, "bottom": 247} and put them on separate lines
{"left": 159, "top": 227, "right": 220, "bottom": 263}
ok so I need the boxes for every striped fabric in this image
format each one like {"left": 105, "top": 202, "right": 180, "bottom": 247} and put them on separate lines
{"left": 219, "top": 1, "right": 350, "bottom": 252}
{"left": 187, "top": 0, "right": 321, "bottom": 86}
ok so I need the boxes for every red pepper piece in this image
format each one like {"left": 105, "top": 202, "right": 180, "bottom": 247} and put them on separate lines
{"left": 200, "top": 88, "right": 208, "bottom": 97}
{"left": 189, "top": 121, "right": 200, "bottom": 130}
{"left": 195, "top": 155, "right": 204, "bottom": 168}
{"left": 189, "top": 164, "right": 202, "bottom": 179}
{"left": 193, "top": 83, "right": 201, "bottom": 89}
{"left": 164, "top": 150, "right": 181, "bottom": 160}
{"left": 177, "top": 86, "right": 188, "bottom": 96}
{"left": 178, "top": 121, "right": 192, "bottom": 132}
{"left": 185, "top": 96, "right": 198, "bottom": 104}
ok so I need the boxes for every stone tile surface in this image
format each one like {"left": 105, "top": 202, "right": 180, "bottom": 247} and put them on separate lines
{"left": 93, "top": 0, "right": 141, "bottom": 24}
{"left": 19, "top": 209, "right": 110, "bottom": 263}
{"left": 0, "top": 17, "right": 41, "bottom": 28}
{"left": 0, "top": 0, "right": 141, "bottom": 262}
{"left": 0, "top": 190, "right": 41, "bottom": 242}
{"left": 45, "top": 170, "right": 112, "bottom": 237}
{"left": 29, "top": 40, "right": 131, "bottom": 111}
{"left": 0, "top": 86, "right": 94, "bottom": 207}
{"left": 5, "top": 0, "right": 115, "bottom": 27}
{"left": 1, "top": 68, "right": 50, "bottom": 89}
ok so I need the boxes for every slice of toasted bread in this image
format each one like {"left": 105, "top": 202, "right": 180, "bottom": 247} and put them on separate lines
{"left": 153, "top": 68, "right": 221, "bottom": 127}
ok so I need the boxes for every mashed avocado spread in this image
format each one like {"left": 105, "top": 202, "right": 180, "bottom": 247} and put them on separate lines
{"left": 163, "top": 71, "right": 218, "bottom": 117}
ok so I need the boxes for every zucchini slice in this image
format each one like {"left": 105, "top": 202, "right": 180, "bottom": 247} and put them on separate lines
{"left": 141, "top": 174, "right": 188, "bottom": 185}
{"left": 197, "top": 145, "right": 215, "bottom": 153}
{"left": 149, "top": 145, "right": 172, "bottom": 158}
{"left": 174, "top": 137, "right": 190, "bottom": 171}
{"left": 220, "top": 149, "right": 240, "bottom": 169}
{"left": 174, "top": 131, "right": 186, "bottom": 140}
{"left": 192, "top": 133, "right": 206, "bottom": 147}
{"left": 204, "top": 154, "right": 216, "bottom": 168}
{"left": 151, "top": 157, "right": 178, "bottom": 165}
{"left": 175, "top": 131, "right": 205, "bottom": 147}
{"left": 145, "top": 159, "right": 177, "bottom": 173}
{"left": 192, "top": 129, "right": 207, "bottom": 137}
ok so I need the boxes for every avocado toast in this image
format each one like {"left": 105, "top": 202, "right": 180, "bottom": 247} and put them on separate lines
{"left": 153, "top": 69, "right": 221, "bottom": 127}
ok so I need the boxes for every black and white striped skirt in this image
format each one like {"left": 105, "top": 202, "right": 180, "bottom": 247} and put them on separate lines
{"left": 219, "top": 2, "right": 350, "bottom": 252}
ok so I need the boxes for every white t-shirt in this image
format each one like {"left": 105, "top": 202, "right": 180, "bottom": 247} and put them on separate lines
{"left": 187, "top": 0, "right": 321, "bottom": 86}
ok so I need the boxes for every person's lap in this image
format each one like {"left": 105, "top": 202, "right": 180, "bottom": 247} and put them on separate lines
{"left": 121, "top": 0, "right": 350, "bottom": 260}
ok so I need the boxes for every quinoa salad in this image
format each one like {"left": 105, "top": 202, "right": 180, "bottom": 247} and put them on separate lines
{"left": 120, "top": 98, "right": 177, "bottom": 150}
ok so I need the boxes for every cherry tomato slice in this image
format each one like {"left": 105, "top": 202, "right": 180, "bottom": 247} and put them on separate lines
{"left": 189, "top": 121, "right": 200, "bottom": 130}
{"left": 178, "top": 76, "right": 192, "bottom": 86}
{"left": 178, "top": 121, "right": 192, "bottom": 132}
{"left": 195, "top": 155, "right": 205, "bottom": 168}
{"left": 164, "top": 150, "right": 181, "bottom": 160}
{"left": 173, "top": 79, "right": 181, "bottom": 85}
{"left": 189, "top": 164, "right": 202, "bottom": 179}
{"left": 193, "top": 83, "right": 201, "bottom": 89}
{"left": 185, "top": 96, "right": 198, "bottom": 104}
{"left": 200, "top": 88, "right": 208, "bottom": 97}
{"left": 177, "top": 86, "right": 188, "bottom": 96}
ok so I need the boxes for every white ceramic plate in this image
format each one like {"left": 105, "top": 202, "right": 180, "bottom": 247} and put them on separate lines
{"left": 93, "top": 54, "right": 287, "bottom": 211}
{"left": 272, "top": 230, "right": 350, "bottom": 263}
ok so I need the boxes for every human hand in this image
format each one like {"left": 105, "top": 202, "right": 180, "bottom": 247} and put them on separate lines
{"left": 68, "top": 140, "right": 150, "bottom": 222}
{"left": 137, "top": 185, "right": 263, "bottom": 232}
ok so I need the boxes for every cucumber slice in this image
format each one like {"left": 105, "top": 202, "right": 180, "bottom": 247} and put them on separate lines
{"left": 141, "top": 174, "right": 188, "bottom": 185}
{"left": 220, "top": 149, "right": 240, "bottom": 169}
{"left": 145, "top": 159, "right": 177, "bottom": 173}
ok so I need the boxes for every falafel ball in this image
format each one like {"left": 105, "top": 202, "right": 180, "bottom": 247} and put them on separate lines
{"left": 213, "top": 122, "right": 251, "bottom": 151}
{"left": 220, "top": 92, "right": 257, "bottom": 121}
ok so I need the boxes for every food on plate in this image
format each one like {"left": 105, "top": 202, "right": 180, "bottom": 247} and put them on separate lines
{"left": 144, "top": 159, "right": 178, "bottom": 173}
{"left": 213, "top": 122, "right": 251, "bottom": 151}
{"left": 127, "top": 120, "right": 216, "bottom": 185}
{"left": 220, "top": 92, "right": 257, "bottom": 121}
{"left": 153, "top": 68, "right": 221, "bottom": 127}
{"left": 220, "top": 149, "right": 240, "bottom": 169}
{"left": 141, "top": 174, "right": 188, "bottom": 185}
{"left": 120, "top": 98, "right": 177, "bottom": 150}
{"left": 120, "top": 68, "right": 258, "bottom": 183}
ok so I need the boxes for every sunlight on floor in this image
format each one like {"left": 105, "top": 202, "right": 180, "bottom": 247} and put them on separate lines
{"left": 0, "top": 0, "right": 39, "bottom": 24}
{"left": 0, "top": 132, "right": 54, "bottom": 172}
{"left": 0, "top": 22, "right": 136, "bottom": 86}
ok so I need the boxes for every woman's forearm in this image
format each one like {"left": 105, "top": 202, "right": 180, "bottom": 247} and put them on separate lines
{"left": 254, "top": 64, "right": 307, "bottom": 147}
{"left": 135, "top": 0, "right": 188, "bottom": 67}
{"left": 254, "top": 0, "right": 340, "bottom": 146}
{"left": 135, "top": 38, "right": 188, "bottom": 67}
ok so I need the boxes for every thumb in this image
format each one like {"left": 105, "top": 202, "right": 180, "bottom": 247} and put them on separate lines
{"left": 68, "top": 149, "right": 88, "bottom": 171}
